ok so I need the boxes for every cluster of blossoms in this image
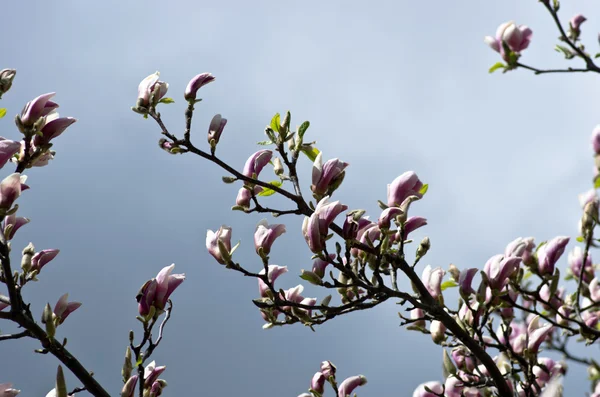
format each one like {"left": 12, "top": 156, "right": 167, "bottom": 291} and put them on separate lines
{"left": 296, "top": 361, "right": 367, "bottom": 397}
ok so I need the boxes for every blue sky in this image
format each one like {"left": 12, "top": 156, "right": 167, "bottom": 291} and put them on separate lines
{"left": 2, "top": 0, "right": 600, "bottom": 395}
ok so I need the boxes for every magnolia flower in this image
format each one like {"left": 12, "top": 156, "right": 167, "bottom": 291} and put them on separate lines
{"left": 137, "top": 72, "right": 168, "bottom": 107}
{"left": 421, "top": 265, "right": 445, "bottom": 300}
{"left": 137, "top": 264, "right": 185, "bottom": 315}
{"left": 0, "top": 173, "right": 22, "bottom": 210}
{"left": 310, "top": 372, "right": 325, "bottom": 393}
{"left": 258, "top": 265, "right": 288, "bottom": 297}
{"left": 185, "top": 72, "right": 215, "bottom": 101}
{"left": 483, "top": 254, "right": 521, "bottom": 290}
{"left": 206, "top": 226, "right": 232, "bottom": 264}
{"left": 537, "top": 236, "right": 570, "bottom": 275}
{"left": 338, "top": 375, "right": 367, "bottom": 397}
{"left": 2, "top": 213, "right": 29, "bottom": 240}
{"left": 311, "top": 152, "right": 348, "bottom": 196}
{"left": 144, "top": 361, "right": 166, "bottom": 387}
{"left": 120, "top": 376, "right": 138, "bottom": 397}
{"left": 320, "top": 361, "right": 336, "bottom": 378}
{"left": 568, "top": 246, "right": 593, "bottom": 282}
{"left": 484, "top": 21, "right": 532, "bottom": 61}
{"left": 19, "top": 92, "right": 59, "bottom": 127}
{"left": 53, "top": 293, "right": 81, "bottom": 324}
{"left": 30, "top": 249, "right": 60, "bottom": 273}
{"left": 0, "top": 138, "right": 21, "bottom": 169}
{"left": 208, "top": 114, "right": 227, "bottom": 145}
{"left": 254, "top": 219, "right": 286, "bottom": 255}
{"left": 387, "top": 171, "right": 423, "bottom": 207}
{"left": 243, "top": 150, "right": 272, "bottom": 179}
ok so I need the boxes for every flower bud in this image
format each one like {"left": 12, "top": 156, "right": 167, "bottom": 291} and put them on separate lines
{"left": 387, "top": 171, "right": 423, "bottom": 207}
{"left": 0, "top": 69, "right": 16, "bottom": 97}
{"left": 206, "top": 226, "right": 232, "bottom": 264}
{"left": 18, "top": 93, "right": 58, "bottom": 127}
{"left": 320, "top": 361, "right": 336, "bottom": 379}
{"left": 310, "top": 153, "right": 348, "bottom": 197}
{"left": 0, "top": 383, "right": 20, "bottom": 397}
{"left": 421, "top": 265, "right": 444, "bottom": 300}
{"left": 120, "top": 376, "right": 138, "bottom": 397}
{"left": 413, "top": 381, "right": 443, "bottom": 397}
{"left": 53, "top": 293, "right": 81, "bottom": 325}
{"left": 184, "top": 73, "right": 215, "bottom": 101}
{"left": 416, "top": 237, "right": 431, "bottom": 259}
{"left": 310, "top": 372, "right": 325, "bottom": 393}
{"left": 273, "top": 157, "right": 284, "bottom": 176}
{"left": 338, "top": 375, "right": 367, "bottom": 397}
{"left": 208, "top": 114, "right": 227, "bottom": 148}
{"left": 430, "top": 320, "right": 446, "bottom": 344}
{"left": 537, "top": 236, "right": 570, "bottom": 276}
{"left": 254, "top": 219, "right": 286, "bottom": 257}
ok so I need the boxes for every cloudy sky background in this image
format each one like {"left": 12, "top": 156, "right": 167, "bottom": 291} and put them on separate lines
{"left": 2, "top": 0, "right": 600, "bottom": 395}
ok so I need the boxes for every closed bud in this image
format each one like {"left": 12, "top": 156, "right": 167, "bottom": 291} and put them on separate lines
{"left": 273, "top": 157, "right": 284, "bottom": 176}
{"left": 0, "top": 69, "right": 16, "bottom": 97}
{"left": 416, "top": 237, "right": 430, "bottom": 259}
{"left": 430, "top": 320, "right": 446, "bottom": 344}
{"left": 122, "top": 347, "right": 133, "bottom": 382}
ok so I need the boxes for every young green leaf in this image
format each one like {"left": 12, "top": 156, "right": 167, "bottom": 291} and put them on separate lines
{"left": 270, "top": 113, "right": 281, "bottom": 133}
{"left": 258, "top": 180, "right": 283, "bottom": 197}
{"left": 158, "top": 97, "right": 175, "bottom": 104}
{"left": 488, "top": 62, "right": 505, "bottom": 74}
{"left": 441, "top": 279, "right": 458, "bottom": 291}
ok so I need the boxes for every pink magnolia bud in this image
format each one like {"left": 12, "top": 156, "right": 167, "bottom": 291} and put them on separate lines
{"left": 206, "top": 226, "right": 232, "bottom": 264}
{"left": 459, "top": 268, "right": 478, "bottom": 297}
{"left": 0, "top": 173, "right": 22, "bottom": 210}
{"left": 53, "top": 293, "right": 81, "bottom": 324}
{"left": 452, "top": 347, "right": 475, "bottom": 372}
{"left": 378, "top": 207, "right": 403, "bottom": 230}
{"left": 421, "top": 265, "right": 445, "bottom": 300}
{"left": 311, "top": 153, "right": 349, "bottom": 197}
{"left": 184, "top": 72, "right": 215, "bottom": 101}
{"left": 302, "top": 213, "right": 323, "bottom": 253}
{"left": 338, "top": 375, "right": 367, "bottom": 397}
{"left": 33, "top": 112, "right": 77, "bottom": 146}
{"left": 154, "top": 264, "right": 185, "bottom": 310}
{"left": 527, "top": 316, "right": 553, "bottom": 353}
{"left": 483, "top": 254, "right": 521, "bottom": 290}
{"left": 342, "top": 211, "right": 367, "bottom": 240}
{"left": 137, "top": 279, "right": 157, "bottom": 316}
{"left": 120, "top": 375, "right": 138, "bottom": 397}
{"left": 235, "top": 185, "right": 263, "bottom": 209}
{"left": 504, "top": 237, "right": 535, "bottom": 261}
{"left": 19, "top": 93, "right": 58, "bottom": 127}
{"left": 320, "top": 361, "right": 336, "bottom": 378}
{"left": 31, "top": 249, "right": 60, "bottom": 273}
{"left": 568, "top": 246, "right": 593, "bottom": 282}
{"left": 537, "top": 236, "right": 570, "bottom": 275}
{"left": 410, "top": 307, "right": 426, "bottom": 328}
{"left": 430, "top": 320, "right": 446, "bottom": 344}
{"left": 592, "top": 125, "right": 600, "bottom": 155}
{"left": 254, "top": 219, "right": 286, "bottom": 256}
{"left": 0, "top": 69, "right": 16, "bottom": 96}
{"left": 207, "top": 114, "right": 227, "bottom": 145}
{"left": 570, "top": 14, "right": 587, "bottom": 31}
{"left": 403, "top": 216, "right": 427, "bottom": 238}
{"left": 0, "top": 138, "right": 21, "bottom": 170}
{"left": 311, "top": 254, "right": 335, "bottom": 278}
{"left": 302, "top": 197, "right": 348, "bottom": 253}
{"left": 242, "top": 150, "right": 272, "bottom": 179}
{"left": 144, "top": 361, "right": 166, "bottom": 387}
{"left": 258, "top": 265, "right": 288, "bottom": 297}
{"left": 310, "top": 372, "right": 325, "bottom": 393}
{"left": 137, "top": 72, "right": 168, "bottom": 107}
{"left": 590, "top": 278, "right": 600, "bottom": 302}
{"left": 387, "top": 171, "right": 423, "bottom": 207}
{"left": 556, "top": 305, "right": 572, "bottom": 326}
{"left": 2, "top": 213, "right": 29, "bottom": 240}
{"left": 412, "top": 381, "right": 443, "bottom": 397}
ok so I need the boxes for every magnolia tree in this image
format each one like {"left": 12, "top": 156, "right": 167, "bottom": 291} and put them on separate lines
{"left": 2, "top": 2, "right": 600, "bottom": 397}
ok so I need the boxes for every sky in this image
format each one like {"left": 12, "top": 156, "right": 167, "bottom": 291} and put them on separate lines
{"left": 2, "top": 0, "right": 600, "bottom": 396}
